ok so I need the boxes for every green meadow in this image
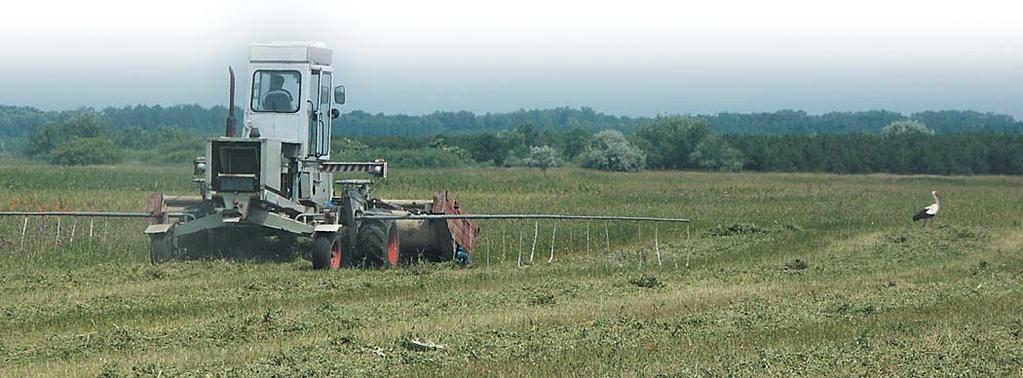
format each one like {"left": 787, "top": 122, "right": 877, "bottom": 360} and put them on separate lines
{"left": 0, "top": 161, "right": 1020, "bottom": 376}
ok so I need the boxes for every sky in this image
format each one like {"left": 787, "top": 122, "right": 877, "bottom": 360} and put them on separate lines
{"left": 0, "top": 0, "right": 1021, "bottom": 118}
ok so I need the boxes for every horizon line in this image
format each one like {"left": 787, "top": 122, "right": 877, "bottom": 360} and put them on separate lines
{"left": 2, "top": 103, "right": 1020, "bottom": 122}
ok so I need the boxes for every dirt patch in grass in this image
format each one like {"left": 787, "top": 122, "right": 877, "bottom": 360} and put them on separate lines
{"left": 991, "top": 228, "right": 1023, "bottom": 253}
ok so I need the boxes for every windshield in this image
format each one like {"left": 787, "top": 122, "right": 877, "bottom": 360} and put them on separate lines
{"left": 251, "top": 70, "right": 301, "bottom": 113}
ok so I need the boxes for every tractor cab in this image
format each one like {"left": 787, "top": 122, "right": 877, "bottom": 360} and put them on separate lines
{"left": 244, "top": 42, "right": 344, "bottom": 158}
{"left": 198, "top": 42, "right": 350, "bottom": 219}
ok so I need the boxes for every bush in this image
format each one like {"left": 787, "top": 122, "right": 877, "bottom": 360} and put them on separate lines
{"left": 28, "top": 114, "right": 107, "bottom": 157}
{"left": 882, "top": 120, "right": 934, "bottom": 137}
{"left": 690, "top": 134, "right": 744, "bottom": 171}
{"left": 47, "top": 137, "right": 122, "bottom": 165}
{"left": 582, "top": 130, "right": 646, "bottom": 172}
{"left": 332, "top": 137, "right": 370, "bottom": 152}
{"left": 524, "top": 145, "right": 561, "bottom": 170}
{"left": 128, "top": 136, "right": 204, "bottom": 165}
{"left": 634, "top": 117, "right": 710, "bottom": 169}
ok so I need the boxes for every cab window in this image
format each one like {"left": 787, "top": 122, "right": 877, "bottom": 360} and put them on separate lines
{"left": 251, "top": 70, "right": 301, "bottom": 113}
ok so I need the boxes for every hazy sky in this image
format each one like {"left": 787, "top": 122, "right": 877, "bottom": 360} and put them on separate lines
{"left": 1, "top": 0, "right": 1021, "bottom": 118}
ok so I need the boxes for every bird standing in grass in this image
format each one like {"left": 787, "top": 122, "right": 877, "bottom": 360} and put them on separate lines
{"left": 912, "top": 190, "right": 940, "bottom": 225}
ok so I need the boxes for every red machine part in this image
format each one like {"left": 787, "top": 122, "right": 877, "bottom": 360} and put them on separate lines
{"left": 147, "top": 193, "right": 165, "bottom": 225}
{"left": 431, "top": 191, "right": 480, "bottom": 252}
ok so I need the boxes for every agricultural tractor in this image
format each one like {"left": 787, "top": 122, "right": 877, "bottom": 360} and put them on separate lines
{"left": 144, "top": 42, "right": 480, "bottom": 269}
{"left": 0, "top": 42, "right": 690, "bottom": 269}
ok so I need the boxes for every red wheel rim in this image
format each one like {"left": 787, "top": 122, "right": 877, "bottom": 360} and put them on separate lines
{"left": 329, "top": 240, "right": 341, "bottom": 270}
{"left": 386, "top": 227, "right": 400, "bottom": 267}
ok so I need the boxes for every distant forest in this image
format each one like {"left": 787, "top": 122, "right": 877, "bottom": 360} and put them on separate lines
{"left": 339, "top": 108, "right": 1023, "bottom": 136}
{"left": 2, "top": 104, "right": 1022, "bottom": 175}
{"left": 1, "top": 105, "right": 1020, "bottom": 140}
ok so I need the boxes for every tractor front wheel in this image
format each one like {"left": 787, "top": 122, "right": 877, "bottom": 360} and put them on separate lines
{"left": 311, "top": 232, "right": 346, "bottom": 270}
{"left": 357, "top": 220, "right": 400, "bottom": 268}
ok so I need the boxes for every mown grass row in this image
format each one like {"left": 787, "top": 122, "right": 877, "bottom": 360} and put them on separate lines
{"left": 0, "top": 161, "right": 1021, "bottom": 376}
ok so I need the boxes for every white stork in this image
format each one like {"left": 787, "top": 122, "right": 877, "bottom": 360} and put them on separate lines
{"left": 912, "top": 190, "right": 940, "bottom": 225}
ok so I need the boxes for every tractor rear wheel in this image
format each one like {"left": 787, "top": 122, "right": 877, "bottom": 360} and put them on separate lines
{"left": 311, "top": 232, "right": 347, "bottom": 270}
{"left": 357, "top": 220, "right": 400, "bottom": 268}
{"left": 150, "top": 232, "right": 176, "bottom": 264}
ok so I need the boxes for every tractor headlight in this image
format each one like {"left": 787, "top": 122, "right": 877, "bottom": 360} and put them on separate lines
{"left": 193, "top": 157, "right": 207, "bottom": 176}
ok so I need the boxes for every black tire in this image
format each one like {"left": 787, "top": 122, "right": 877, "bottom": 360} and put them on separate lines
{"left": 311, "top": 232, "right": 347, "bottom": 270}
{"left": 150, "top": 232, "right": 175, "bottom": 264}
{"left": 356, "top": 220, "right": 400, "bottom": 268}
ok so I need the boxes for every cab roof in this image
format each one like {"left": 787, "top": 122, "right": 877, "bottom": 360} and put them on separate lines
{"left": 249, "top": 42, "right": 332, "bottom": 65}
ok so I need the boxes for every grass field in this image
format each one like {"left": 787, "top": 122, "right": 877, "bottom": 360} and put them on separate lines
{"left": 1, "top": 160, "right": 1021, "bottom": 376}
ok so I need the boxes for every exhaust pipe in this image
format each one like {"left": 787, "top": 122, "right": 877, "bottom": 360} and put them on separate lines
{"left": 225, "top": 66, "right": 237, "bottom": 137}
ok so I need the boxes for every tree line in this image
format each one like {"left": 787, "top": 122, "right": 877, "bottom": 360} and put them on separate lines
{"left": 4, "top": 105, "right": 1023, "bottom": 175}
{"left": 22, "top": 114, "right": 203, "bottom": 165}
{"left": 339, "top": 108, "right": 1023, "bottom": 136}
{"left": 0, "top": 104, "right": 232, "bottom": 138}
{"left": 1, "top": 105, "right": 1019, "bottom": 142}
{"left": 342, "top": 118, "right": 1023, "bottom": 175}
{"left": 727, "top": 133, "right": 1023, "bottom": 175}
